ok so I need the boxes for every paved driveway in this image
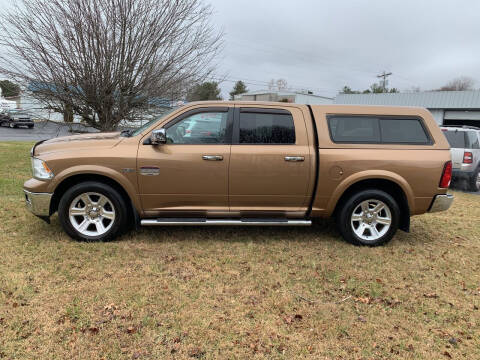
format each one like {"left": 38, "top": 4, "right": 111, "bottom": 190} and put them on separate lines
{"left": 0, "top": 121, "right": 98, "bottom": 141}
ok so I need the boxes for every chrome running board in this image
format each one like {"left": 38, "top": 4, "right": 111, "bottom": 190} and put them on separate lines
{"left": 141, "top": 218, "right": 312, "bottom": 226}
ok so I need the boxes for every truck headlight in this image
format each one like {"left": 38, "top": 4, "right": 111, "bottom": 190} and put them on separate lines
{"left": 31, "top": 157, "right": 54, "bottom": 180}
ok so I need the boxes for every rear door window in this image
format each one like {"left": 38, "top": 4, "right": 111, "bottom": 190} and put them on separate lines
{"left": 466, "top": 131, "right": 480, "bottom": 149}
{"left": 238, "top": 110, "right": 295, "bottom": 144}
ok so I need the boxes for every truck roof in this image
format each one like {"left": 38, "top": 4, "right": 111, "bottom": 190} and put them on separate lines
{"left": 185, "top": 100, "right": 429, "bottom": 113}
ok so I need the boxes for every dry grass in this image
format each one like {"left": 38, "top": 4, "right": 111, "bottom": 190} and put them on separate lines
{"left": 0, "top": 141, "right": 479, "bottom": 359}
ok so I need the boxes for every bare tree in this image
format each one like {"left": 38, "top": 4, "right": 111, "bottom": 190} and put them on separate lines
{"left": 438, "top": 77, "right": 475, "bottom": 91}
{"left": 0, "top": 0, "right": 223, "bottom": 131}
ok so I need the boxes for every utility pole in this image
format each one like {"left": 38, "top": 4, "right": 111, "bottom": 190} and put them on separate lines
{"left": 377, "top": 71, "right": 392, "bottom": 92}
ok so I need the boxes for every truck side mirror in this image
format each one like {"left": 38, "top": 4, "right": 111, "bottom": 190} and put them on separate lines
{"left": 150, "top": 128, "right": 167, "bottom": 145}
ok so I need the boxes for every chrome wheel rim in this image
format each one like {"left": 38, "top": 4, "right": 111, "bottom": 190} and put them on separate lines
{"left": 351, "top": 199, "right": 392, "bottom": 242}
{"left": 69, "top": 192, "right": 115, "bottom": 236}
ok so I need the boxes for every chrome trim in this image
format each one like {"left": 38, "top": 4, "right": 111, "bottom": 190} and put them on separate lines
{"left": 141, "top": 219, "right": 312, "bottom": 226}
{"left": 140, "top": 166, "right": 160, "bottom": 176}
{"left": 429, "top": 194, "right": 454, "bottom": 213}
{"left": 202, "top": 155, "right": 223, "bottom": 161}
{"left": 150, "top": 128, "right": 167, "bottom": 145}
{"left": 350, "top": 199, "right": 392, "bottom": 242}
{"left": 284, "top": 156, "right": 305, "bottom": 162}
{"left": 23, "top": 190, "right": 53, "bottom": 217}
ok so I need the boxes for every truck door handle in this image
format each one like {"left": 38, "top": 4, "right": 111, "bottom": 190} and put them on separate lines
{"left": 284, "top": 156, "right": 304, "bottom": 162}
{"left": 202, "top": 155, "right": 223, "bottom": 161}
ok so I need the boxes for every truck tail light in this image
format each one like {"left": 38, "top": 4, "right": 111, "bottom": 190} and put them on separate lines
{"left": 439, "top": 161, "right": 452, "bottom": 188}
{"left": 463, "top": 151, "right": 473, "bottom": 164}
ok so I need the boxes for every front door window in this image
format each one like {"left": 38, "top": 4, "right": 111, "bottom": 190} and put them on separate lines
{"left": 166, "top": 112, "right": 228, "bottom": 144}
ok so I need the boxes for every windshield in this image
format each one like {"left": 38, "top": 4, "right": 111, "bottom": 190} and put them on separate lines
{"left": 128, "top": 108, "right": 177, "bottom": 137}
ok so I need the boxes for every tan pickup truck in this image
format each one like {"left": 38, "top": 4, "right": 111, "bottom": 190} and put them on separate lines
{"left": 23, "top": 101, "right": 453, "bottom": 246}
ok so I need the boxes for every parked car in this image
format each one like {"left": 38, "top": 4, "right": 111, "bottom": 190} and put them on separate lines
{"left": 0, "top": 109, "right": 34, "bottom": 128}
{"left": 23, "top": 102, "right": 453, "bottom": 246}
{"left": 0, "top": 110, "right": 9, "bottom": 124}
{"left": 441, "top": 126, "right": 480, "bottom": 192}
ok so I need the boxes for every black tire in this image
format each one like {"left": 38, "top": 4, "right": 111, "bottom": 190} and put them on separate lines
{"left": 336, "top": 189, "right": 400, "bottom": 246}
{"left": 58, "top": 181, "right": 128, "bottom": 241}
{"left": 9, "top": 122, "right": 16, "bottom": 128}
{"left": 468, "top": 168, "right": 480, "bottom": 192}
{"left": 28, "top": 125, "right": 34, "bottom": 129}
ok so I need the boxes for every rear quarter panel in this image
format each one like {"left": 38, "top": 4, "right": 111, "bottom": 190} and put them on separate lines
{"left": 309, "top": 105, "right": 451, "bottom": 216}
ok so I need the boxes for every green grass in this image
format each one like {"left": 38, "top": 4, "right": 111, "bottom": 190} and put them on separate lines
{"left": 0, "top": 141, "right": 479, "bottom": 359}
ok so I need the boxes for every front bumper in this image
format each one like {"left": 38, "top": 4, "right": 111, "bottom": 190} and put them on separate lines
{"left": 23, "top": 190, "right": 52, "bottom": 217}
{"left": 428, "top": 194, "right": 454, "bottom": 213}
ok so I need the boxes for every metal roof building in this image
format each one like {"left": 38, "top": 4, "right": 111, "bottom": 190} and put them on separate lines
{"left": 235, "top": 90, "right": 333, "bottom": 105}
{"left": 335, "top": 90, "right": 480, "bottom": 127}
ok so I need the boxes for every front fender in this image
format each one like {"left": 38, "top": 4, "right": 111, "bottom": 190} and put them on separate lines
{"left": 47, "top": 165, "right": 141, "bottom": 213}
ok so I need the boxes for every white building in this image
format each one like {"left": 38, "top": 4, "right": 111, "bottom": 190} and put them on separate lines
{"left": 235, "top": 90, "right": 333, "bottom": 105}
{"left": 335, "top": 90, "right": 480, "bottom": 127}
{"left": 0, "top": 87, "right": 18, "bottom": 111}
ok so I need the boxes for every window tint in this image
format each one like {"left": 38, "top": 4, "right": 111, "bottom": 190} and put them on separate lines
{"left": 166, "top": 112, "right": 228, "bottom": 144}
{"left": 466, "top": 131, "right": 480, "bottom": 149}
{"left": 443, "top": 131, "right": 466, "bottom": 148}
{"left": 328, "top": 116, "right": 380, "bottom": 143}
{"left": 328, "top": 116, "right": 431, "bottom": 144}
{"left": 239, "top": 111, "right": 295, "bottom": 144}
{"left": 380, "top": 119, "right": 429, "bottom": 144}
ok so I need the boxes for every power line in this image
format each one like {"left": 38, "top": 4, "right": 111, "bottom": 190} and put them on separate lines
{"left": 377, "top": 71, "right": 392, "bottom": 91}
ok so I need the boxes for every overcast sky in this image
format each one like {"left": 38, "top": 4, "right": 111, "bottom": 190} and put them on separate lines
{"left": 207, "top": 0, "right": 480, "bottom": 97}
{"left": 1, "top": 0, "right": 479, "bottom": 98}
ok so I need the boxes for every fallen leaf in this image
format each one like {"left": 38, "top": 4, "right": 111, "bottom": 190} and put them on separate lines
{"left": 283, "top": 314, "right": 303, "bottom": 324}
{"left": 355, "top": 297, "right": 372, "bottom": 304}
{"left": 127, "top": 326, "right": 136, "bottom": 334}
{"left": 443, "top": 351, "right": 452, "bottom": 358}
{"left": 357, "top": 315, "right": 367, "bottom": 323}
{"left": 188, "top": 347, "right": 205, "bottom": 358}
{"left": 423, "top": 293, "right": 438, "bottom": 299}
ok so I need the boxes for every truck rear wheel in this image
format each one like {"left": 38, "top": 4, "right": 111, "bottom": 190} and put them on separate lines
{"left": 336, "top": 189, "right": 400, "bottom": 246}
{"left": 58, "top": 181, "right": 128, "bottom": 241}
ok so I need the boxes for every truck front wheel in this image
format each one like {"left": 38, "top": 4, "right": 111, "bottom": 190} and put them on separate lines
{"left": 58, "top": 181, "right": 128, "bottom": 241}
{"left": 336, "top": 189, "right": 400, "bottom": 246}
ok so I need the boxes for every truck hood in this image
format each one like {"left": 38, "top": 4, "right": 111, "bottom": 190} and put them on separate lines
{"left": 33, "top": 132, "right": 124, "bottom": 156}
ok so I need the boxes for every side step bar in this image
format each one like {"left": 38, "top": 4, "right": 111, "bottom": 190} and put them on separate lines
{"left": 141, "top": 218, "right": 312, "bottom": 226}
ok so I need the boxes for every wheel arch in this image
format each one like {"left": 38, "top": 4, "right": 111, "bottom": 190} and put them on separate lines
{"left": 329, "top": 174, "right": 413, "bottom": 232}
{"left": 49, "top": 172, "right": 140, "bottom": 222}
